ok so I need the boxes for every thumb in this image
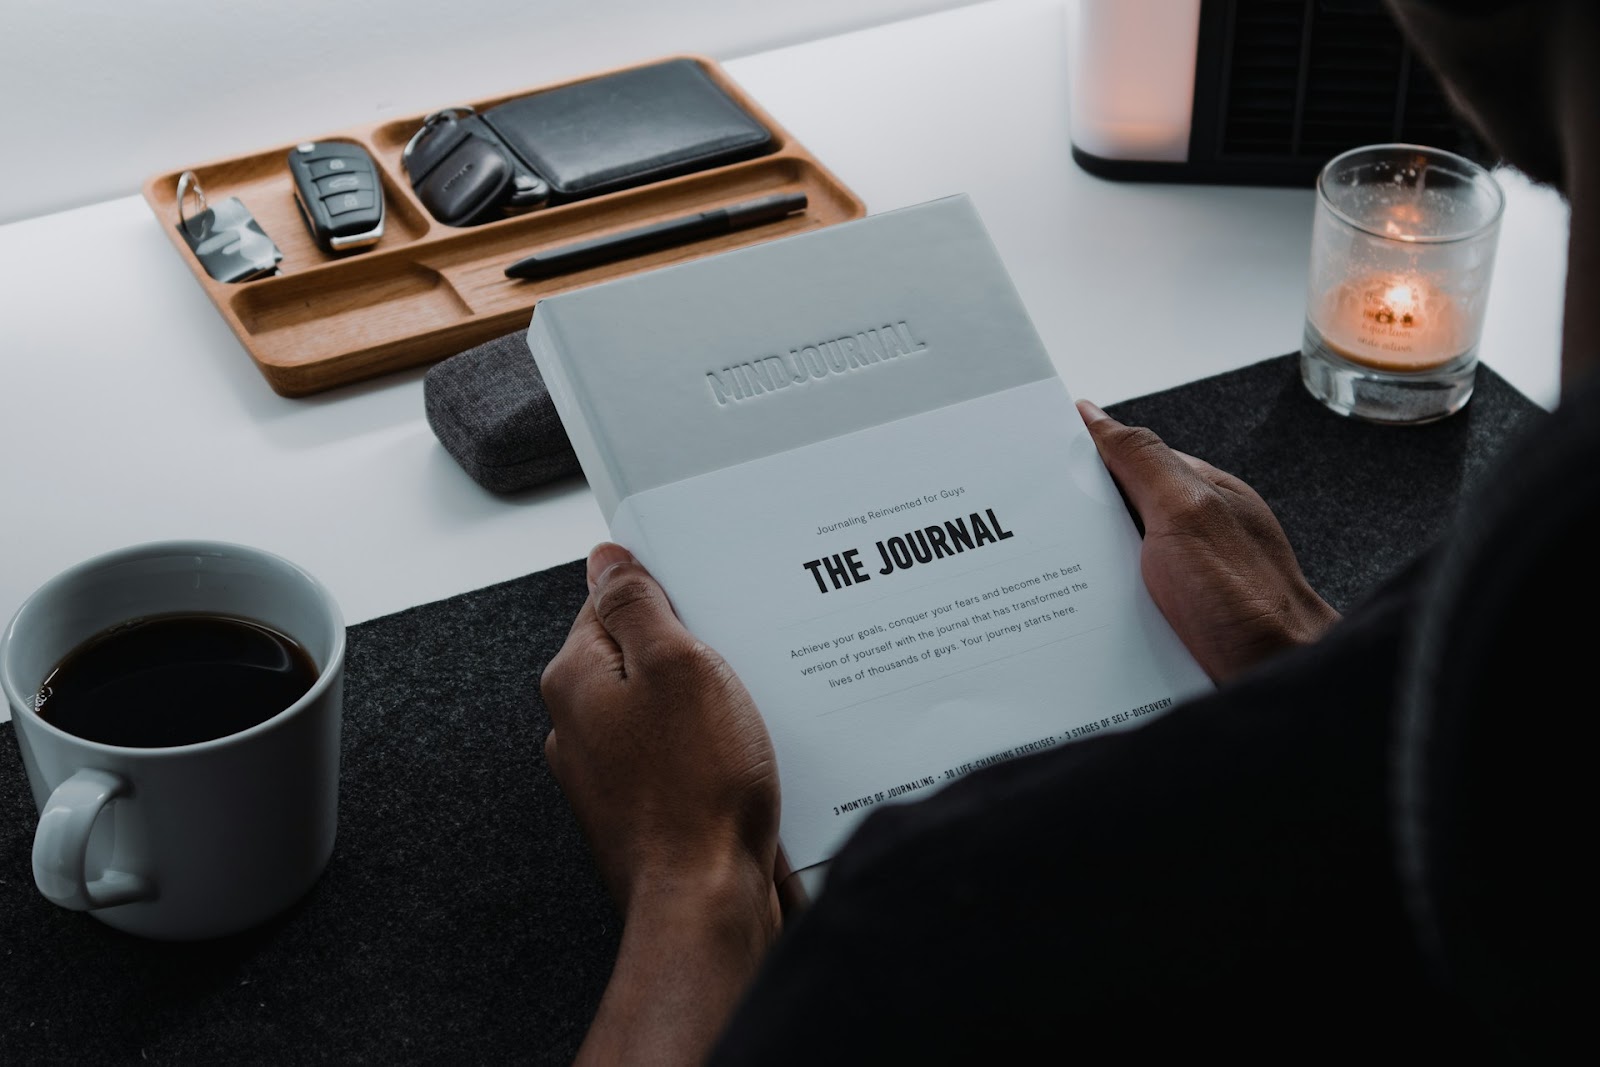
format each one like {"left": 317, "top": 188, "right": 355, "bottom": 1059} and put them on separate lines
{"left": 586, "top": 543, "right": 692, "bottom": 657}
{"left": 1076, "top": 400, "right": 1211, "bottom": 529}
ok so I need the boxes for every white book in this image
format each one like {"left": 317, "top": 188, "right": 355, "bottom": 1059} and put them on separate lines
{"left": 529, "top": 195, "right": 1210, "bottom": 894}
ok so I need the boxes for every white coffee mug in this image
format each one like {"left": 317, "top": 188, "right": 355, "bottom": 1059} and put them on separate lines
{"left": 0, "top": 540, "right": 345, "bottom": 940}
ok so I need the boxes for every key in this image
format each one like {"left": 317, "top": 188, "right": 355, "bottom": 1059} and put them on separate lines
{"left": 288, "top": 141, "right": 385, "bottom": 253}
{"left": 175, "top": 171, "right": 282, "bottom": 283}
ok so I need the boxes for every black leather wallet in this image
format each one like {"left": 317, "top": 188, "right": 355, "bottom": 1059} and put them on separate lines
{"left": 403, "top": 59, "right": 774, "bottom": 227}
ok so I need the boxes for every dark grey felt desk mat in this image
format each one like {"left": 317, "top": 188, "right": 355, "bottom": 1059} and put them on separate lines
{"left": 0, "top": 354, "right": 1544, "bottom": 1064}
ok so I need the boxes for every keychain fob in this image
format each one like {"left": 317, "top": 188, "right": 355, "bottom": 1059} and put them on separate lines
{"left": 175, "top": 171, "right": 282, "bottom": 283}
{"left": 288, "top": 141, "right": 385, "bottom": 253}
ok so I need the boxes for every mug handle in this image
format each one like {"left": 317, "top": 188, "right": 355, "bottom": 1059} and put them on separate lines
{"left": 33, "top": 768, "right": 156, "bottom": 910}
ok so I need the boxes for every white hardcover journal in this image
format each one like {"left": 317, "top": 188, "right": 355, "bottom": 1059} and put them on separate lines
{"left": 528, "top": 195, "right": 1211, "bottom": 881}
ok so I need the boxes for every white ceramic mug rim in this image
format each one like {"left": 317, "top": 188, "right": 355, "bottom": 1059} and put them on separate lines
{"left": 0, "top": 539, "right": 346, "bottom": 759}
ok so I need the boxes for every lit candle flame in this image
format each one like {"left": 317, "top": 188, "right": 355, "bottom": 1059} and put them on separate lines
{"left": 1362, "top": 279, "right": 1423, "bottom": 328}
{"left": 1383, "top": 282, "right": 1418, "bottom": 318}
{"left": 1319, "top": 272, "right": 1463, "bottom": 371}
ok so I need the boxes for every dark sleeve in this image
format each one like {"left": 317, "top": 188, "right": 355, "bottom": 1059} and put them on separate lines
{"left": 710, "top": 558, "right": 1482, "bottom": 1063}
{"left": 1389, "top": 373, "right": 1600, "bottom": 1063}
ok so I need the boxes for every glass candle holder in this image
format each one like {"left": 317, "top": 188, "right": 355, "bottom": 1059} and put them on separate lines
{"left": 1301, "top": 144, "right": 1504, "bottom": 423}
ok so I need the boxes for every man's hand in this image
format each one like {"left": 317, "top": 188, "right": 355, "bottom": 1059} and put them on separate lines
{"left": 1079, "top": 400, "right": 1340, "bottom": 683}
{"left": 541, "top": 543, "right": 781, "bottom": 1065}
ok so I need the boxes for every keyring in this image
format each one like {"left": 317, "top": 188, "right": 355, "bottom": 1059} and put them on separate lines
{"left": 401, "top": 106, "right": 476, "bottom": 171}
{"left": 176, "top": 171, "right": 208, "bottom": 239}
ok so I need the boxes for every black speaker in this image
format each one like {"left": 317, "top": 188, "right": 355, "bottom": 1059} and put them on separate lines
{"left": 1069, "top": 0, "right": 1489, "bottom": 186}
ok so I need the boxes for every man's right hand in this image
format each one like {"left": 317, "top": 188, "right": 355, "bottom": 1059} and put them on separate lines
{"left": 1078, "top": 400, "right": 1340, "bottom": 683}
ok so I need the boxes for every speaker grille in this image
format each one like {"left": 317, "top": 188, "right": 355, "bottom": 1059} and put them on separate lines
{"left": 1216, "top": 0, "right": 1484, "bottom": 165}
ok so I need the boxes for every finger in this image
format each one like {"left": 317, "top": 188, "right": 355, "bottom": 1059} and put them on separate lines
{"left": 562, "top": 589, "right": 609, "bottom": 649}
{"left": 586, "top": 541, "right": 633, "bottom": 593}
{"left": 543, "top": 730, "right": 560, "bottom": 776}
{"left": 1173, "top": 449, "right": 1254, "bottom": 498}
{"left": 1172, "top": 448, "right": 1235, "bottom": 482}
{"left": 542, "top": 594, "right": 623, "bottom": 723}
{"left": 1077, "top": 400, "right": 1213, "bottom": 524}
{"left": 1173, "top": 449, "right": 1233, "bottom": 485}
{"left": 545, "top": 731, "right": 576, "bottom": 795}
{"left": 587, "top": 544, "right": 695, "bottom": 663}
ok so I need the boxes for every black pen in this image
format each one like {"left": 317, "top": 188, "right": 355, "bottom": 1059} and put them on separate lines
{"left": 504, "top": 192, "right": 808, "bottom": 280}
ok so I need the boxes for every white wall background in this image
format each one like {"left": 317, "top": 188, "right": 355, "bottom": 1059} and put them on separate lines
{"left": 0, "top": 0, "right": 977, "bottom": 223}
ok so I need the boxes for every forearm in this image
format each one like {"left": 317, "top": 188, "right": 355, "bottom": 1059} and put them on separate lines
{"left": 576, "top": 860, "right": 780, "bottom": 1066}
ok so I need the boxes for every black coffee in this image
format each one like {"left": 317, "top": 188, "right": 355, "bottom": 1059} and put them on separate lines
{"left": 37, "top": 614, "right": 319, "bottom": 747}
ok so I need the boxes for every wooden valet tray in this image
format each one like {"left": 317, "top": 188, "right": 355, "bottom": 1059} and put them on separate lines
{"left": 142, "top": 55, "right": 866, "bottom": 397}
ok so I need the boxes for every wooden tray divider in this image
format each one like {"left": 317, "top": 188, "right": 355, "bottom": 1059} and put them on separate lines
{"left": 141, "top": 54, "right": 865, "bottom": 396}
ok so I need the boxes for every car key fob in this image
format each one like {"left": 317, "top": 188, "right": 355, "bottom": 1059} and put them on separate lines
{"left": 401, "top": 108, "right": 550, "bottom": 227}
{"left": 288, "top": 141, "right": 385, "bottom": 253}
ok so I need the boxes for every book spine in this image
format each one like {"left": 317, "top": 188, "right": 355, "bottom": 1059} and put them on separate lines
{"left": 525, "top": 308, "right": 625, "bottom": 524}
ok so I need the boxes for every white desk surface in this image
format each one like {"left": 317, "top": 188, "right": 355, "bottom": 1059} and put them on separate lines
{"left": 0, "top": 0, "right": 1570, "bottom": 721}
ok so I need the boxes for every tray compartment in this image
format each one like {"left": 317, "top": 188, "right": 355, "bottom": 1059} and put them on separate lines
{"left": 147, "top": 144, "right": 429, "bottom": 274}
{"left": 366, "top": 55, "right": 792, "bottom": 180}
{"left": 142, "top": 54, "right": 865, "bottom": 397}
{"left": 232, "top": 263, "right": 470, "bottom": 365}
{"left": 437, "top": 156, "right": 857, "bottom": 318}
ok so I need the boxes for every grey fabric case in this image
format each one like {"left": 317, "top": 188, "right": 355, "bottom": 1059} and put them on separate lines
{"left": 423, "top": 331, "right": 579, "bottom": 493}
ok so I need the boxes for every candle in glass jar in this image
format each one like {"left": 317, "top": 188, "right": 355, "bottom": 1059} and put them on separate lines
{"left": 1301, "top": 144, "right": 1503, "bottom": 422}
{"left": 1314, "top": 272, "right": 1467, "bottom": 373}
